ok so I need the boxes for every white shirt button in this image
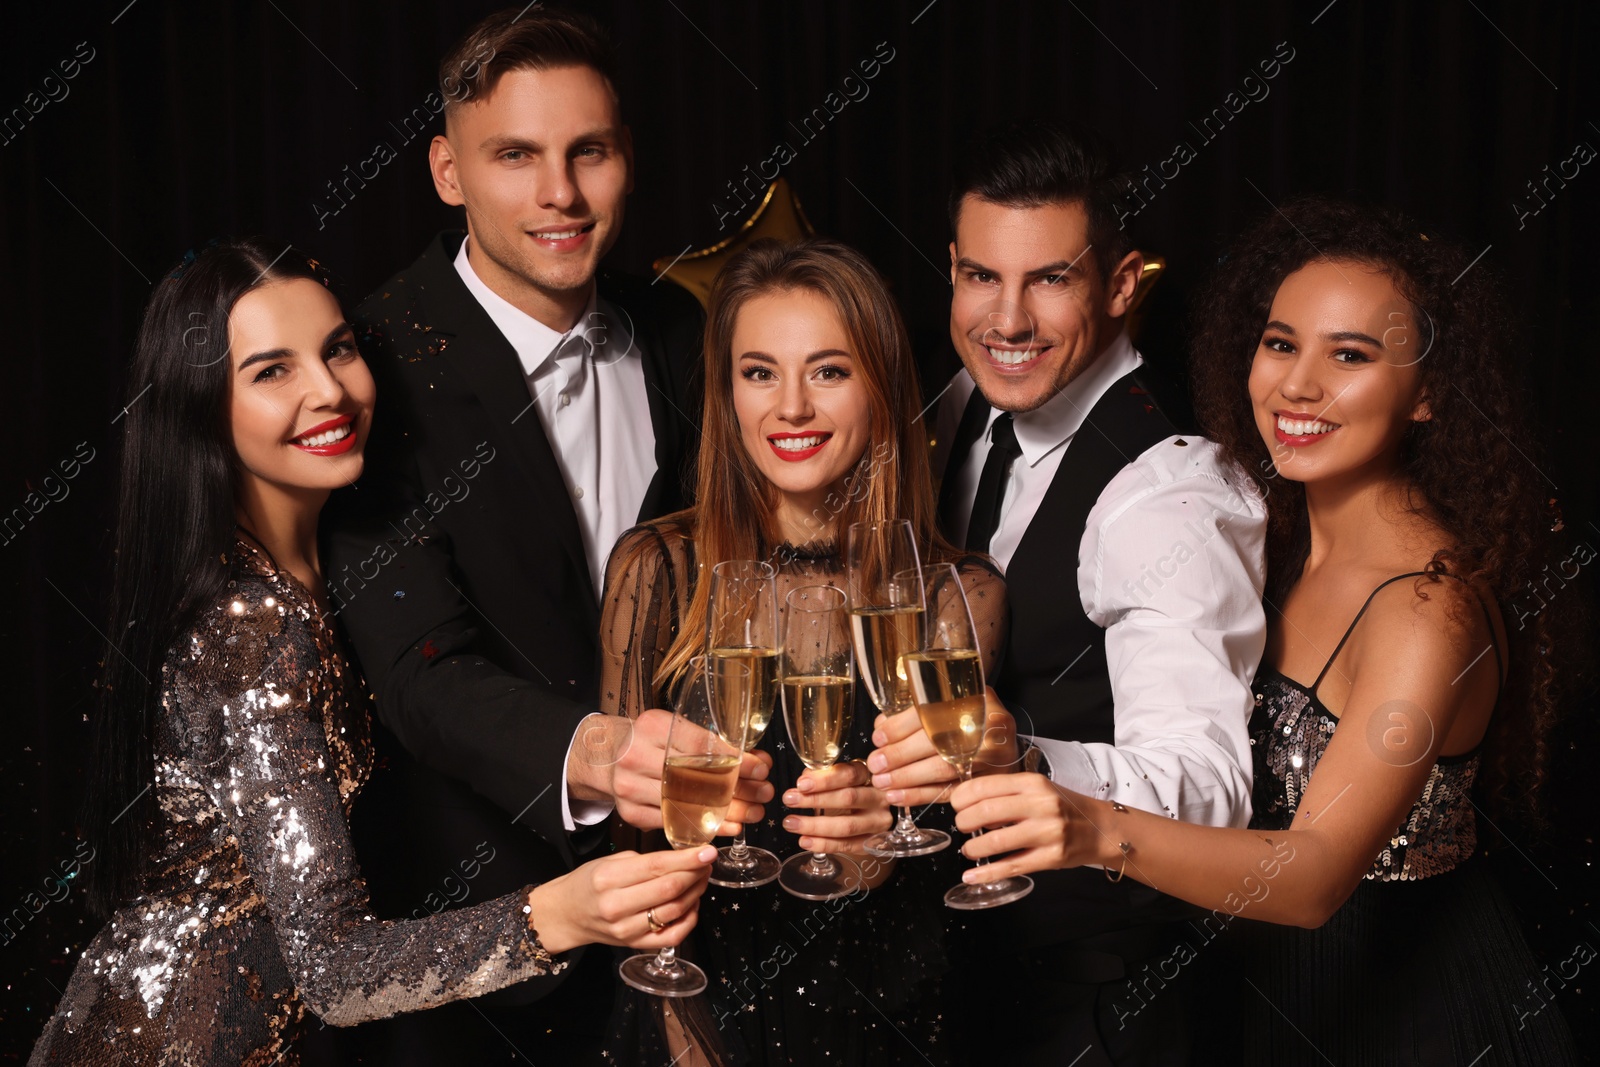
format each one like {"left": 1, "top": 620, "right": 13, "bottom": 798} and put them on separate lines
{"left": 559, "top": 393, "right": 570, "bottom": 407}
{"left": 573, "top": 486, "right": 585, "bottom": 499}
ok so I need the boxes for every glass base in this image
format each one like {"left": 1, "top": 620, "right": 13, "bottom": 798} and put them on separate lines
{"left": 619, "top": 951, "right": 708, "bottom": 997}
{"left": 944, "top": 873, "right": 1034, "bottom": 910}
{"left": 708, "top": 844, "right": 782, "bottom": 889}
{"left": 778, "top": 851, "right": 863, "bottom": 901}
{"left": 862, "top": 826, "right": 951, "bottom": 859}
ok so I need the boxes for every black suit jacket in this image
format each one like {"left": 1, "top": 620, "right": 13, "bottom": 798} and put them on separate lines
{"left": 322, "top": 232, "right": 702, "bottom": 998}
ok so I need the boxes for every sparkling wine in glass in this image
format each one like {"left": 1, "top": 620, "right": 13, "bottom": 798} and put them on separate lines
{"left": 777, "top": 585, "right": 863, "bottom": 900}
{"left": 706, "top": 560, "right": 783, "bottom": 889}
{"left": 847, "top": 519, "right": 951, "bottom": 858}
{"left": 905, "top": 563, "right": 1033, "bottom": 909}
{"left": 619, "top": 656, "right": 744, "bottom": 997}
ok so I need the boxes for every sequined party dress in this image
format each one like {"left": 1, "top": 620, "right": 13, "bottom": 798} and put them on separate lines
{"left": 30, "top": 537, "right": 564, "bottom": 1066}
{"left": 1200, "top": 572, "right": 1578, "bottom": 1064}
{"left": 596, "top": 521, "right": 1007, "bottom": 1066}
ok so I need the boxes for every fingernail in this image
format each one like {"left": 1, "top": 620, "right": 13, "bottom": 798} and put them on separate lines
{"left": 798, "top": 837, "right": 813, "bottom": 850}
{"left": 871, "top": 773, "right": 891, "bottom": 789}
{"left": 797, "top": 776, "right": 813, "bottom": 792}
{"left": 962, "top": 869, "right": 979, "bottom": 883}
{"left": 885, "top": 789, "right": 903, "bottom": 804}
{"left": 698, "top": 846, "right": 717, "bottom": 862}
{"left": 782, "top": 816, "right": 800, "bottom": 831}
{"left": 783, "top": 791, "right": 802, "bottom": 806}
{"left": 867, "top": 753, "right": 887, "bottom": 772}
{"left": 872, "top": 731, "right": 887, "bottom": 747}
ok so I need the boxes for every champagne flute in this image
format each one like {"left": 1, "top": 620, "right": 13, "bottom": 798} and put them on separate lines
{"left": 905, "top": 563, "right": 1034, "bottom": 909}
{"left": 619, "top": 655, "right": 744, "bottom": 997}
{"left": 705, "top": 560, "right": 783, "bottom": 888}
{"left": 777, "top": 585, "right": 862, "bottom": 900}
{"left": 847, "top": 520, "right": 951, "bottom": 858}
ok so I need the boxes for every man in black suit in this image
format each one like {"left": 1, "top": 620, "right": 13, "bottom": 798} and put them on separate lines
{"left": 322, "top": 8, "right": 769, "bottom": 1060}
{"left": 868, "top": 122, "right": 1268, "bottom": 1063}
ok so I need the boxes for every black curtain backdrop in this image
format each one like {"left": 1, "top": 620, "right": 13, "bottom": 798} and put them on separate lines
{"left": 3, "top": 0, "right": 1596, "bottom": 1057}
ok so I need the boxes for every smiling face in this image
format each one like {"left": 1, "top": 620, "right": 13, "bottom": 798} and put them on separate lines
{"left": 731, "top": 288, "right": 872, "bottom": 529}
{"left": 431, "top": 64, "right": 632, "bottom": 327}
{"left": 228, "top": 278, "right": 375, "bottom": 501}
{"left": 949, "top": 196, "right": 1140, "bottom": 413}
{"left": 1249, "top": 258, "right": 1432, "bottom": 486}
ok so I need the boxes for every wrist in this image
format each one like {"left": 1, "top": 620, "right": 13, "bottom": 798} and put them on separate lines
{"left": 527, "top": 879, "right": 581, "bottom": 955}
{"left": 566, "top": 713, "right": 619, "bottom": 804}
{"left": 1091, "top": 798, "right": 1130, "bottom": 869}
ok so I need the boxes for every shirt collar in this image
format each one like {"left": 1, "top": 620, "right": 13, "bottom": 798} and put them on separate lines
{"left": 998, "top": 330, "right": 1143, "bottom": 467}
{"left": 453, "top": 235, "right": 600, "bottom": 378}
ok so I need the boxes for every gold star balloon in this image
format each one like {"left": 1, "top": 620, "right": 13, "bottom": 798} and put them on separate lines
{"left": 652, "top": 177, "right": 817, "bottom": 309}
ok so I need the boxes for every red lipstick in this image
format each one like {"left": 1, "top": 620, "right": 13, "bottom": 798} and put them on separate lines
{"left": 290, "top": 414, "right": 358, "bottom": 457}
{"left": 767, "top": 431, "right": 831, "bottom": 463}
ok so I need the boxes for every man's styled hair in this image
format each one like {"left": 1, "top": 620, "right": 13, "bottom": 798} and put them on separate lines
{"left": 947, "top": 120, "right": 1132, "bottom": 278}
{"left": 438, "top": 5, "right": 620, "bottom": 120}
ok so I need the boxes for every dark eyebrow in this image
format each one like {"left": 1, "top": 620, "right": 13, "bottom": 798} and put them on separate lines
{"left": 479, "top": 127, "right": 619, "bottom": 154}
{"left": 480, "top": 134, "right": 542, "bottom": 154}
{"left": 955, "top": 256, "right": 1087, "bottom": 278}
{"left": 1262, "top": 321, "right": 1385, "bottom": 348}
{"left": 238, "top": 323, "right": 352, "bottom": 372}
{"left": 1326, "top": 329, "right": 1384, "bottom": 347}
{"left": 738, "top": 349, "right": 853, "bottom": 364}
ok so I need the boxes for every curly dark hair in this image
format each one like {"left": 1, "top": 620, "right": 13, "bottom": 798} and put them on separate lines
{"left": 1188, "top": 194, "right": 1571, "bottom": 830}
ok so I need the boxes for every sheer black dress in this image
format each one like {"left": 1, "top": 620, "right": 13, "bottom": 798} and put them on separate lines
{"left": 597, "top": 519, "right": 1006, "bottom": 1066}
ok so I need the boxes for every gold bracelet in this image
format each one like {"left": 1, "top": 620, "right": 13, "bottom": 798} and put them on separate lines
{"left": 1106, "top": 801, "right": 1130, "bottom": 883}
{"left": 1106, "top": 841, "right": 1132, "bottom": 883}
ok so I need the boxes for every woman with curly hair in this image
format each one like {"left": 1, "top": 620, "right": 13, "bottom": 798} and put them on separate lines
{"left": 945, "top": 196, "right": 1578, "bottom": 1062}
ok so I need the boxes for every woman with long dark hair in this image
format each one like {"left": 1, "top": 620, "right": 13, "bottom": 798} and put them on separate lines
{"left": 31, "top": 240, "right": 715, "bottom": 1066}
{"left": 599, "top": 238, "right": 1007, "bottom": 1065}
{"left": 946, "top": 198, "right": 1579, "bottom": 1062}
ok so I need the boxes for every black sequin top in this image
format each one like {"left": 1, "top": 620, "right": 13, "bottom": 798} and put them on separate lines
{"left": 31, "top": 537, "right": 562, "bottom": 1066}
{"left": 1248, "top": 571, "right": 1496, "bottom": 882}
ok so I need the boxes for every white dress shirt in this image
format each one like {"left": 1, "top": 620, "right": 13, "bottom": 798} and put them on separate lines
{"left": 453, "top": 237, "right": 655, "bottom": 600}
{"left": 938, "top": 331, "right": 1143, "bottom": 572}
{"left": 935, "top": 335, "right": 1267, "bottom": 829}
{"left": 455, "top": 236, "right": 654, "bottom": 832}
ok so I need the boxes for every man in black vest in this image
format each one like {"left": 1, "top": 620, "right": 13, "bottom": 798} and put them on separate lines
{"left": 868, "top": 121, "right": 1267, "bottom": 1063}
{"left": 321, "top": 9, "right": 769, "bottom": 1061}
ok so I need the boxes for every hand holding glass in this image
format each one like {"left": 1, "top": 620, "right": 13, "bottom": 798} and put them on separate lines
{"left": 905, "top": 563, "right": 1033, "bottom": 910}
{"left": 847, "top": 519, "right": 950, "bottom": 858}
{"left": 705, "top": 560, "right": 783, "bottom": 888}
{"left": 618, "top": 656, "right": 745, "bottom": 996}
{"left": 777, "top": 584, "right": 862, "bottom": 900}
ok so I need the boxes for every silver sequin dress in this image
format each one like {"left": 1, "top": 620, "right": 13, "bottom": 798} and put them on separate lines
{"left": 1197, "top": 571, "right": 1578, "bottom": 1064}
{"left": 30, "top": 537, "right": 564, "bottom": 1066}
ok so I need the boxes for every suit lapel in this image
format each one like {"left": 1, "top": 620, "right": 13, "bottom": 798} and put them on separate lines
{"left": 414, "top": 234, "right": 595, "bottom": 597}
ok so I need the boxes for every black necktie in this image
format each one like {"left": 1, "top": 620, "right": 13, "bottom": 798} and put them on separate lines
{"left": 965, "top": 413, "right": 1021, "bottom": 553}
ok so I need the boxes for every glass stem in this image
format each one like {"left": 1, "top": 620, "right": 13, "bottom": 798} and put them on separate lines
{"left": 649, "top": 945, "right": 680, "bottom": 977}
{"left": 960, "top": 766, "right": 999, "bottom": 883}
{"left": 889, "top": 699, "right": 924, "bottom": 841}
{"left": 728, "top": 824, "right": 750, "bottom": 858}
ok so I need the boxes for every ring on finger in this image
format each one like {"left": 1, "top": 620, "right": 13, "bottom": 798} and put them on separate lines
{"left": 646, "top": 908, "right": 667, "bottom": 933}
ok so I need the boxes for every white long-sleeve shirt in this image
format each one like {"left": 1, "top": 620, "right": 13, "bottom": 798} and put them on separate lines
{"left": 936, "top": 343, "right": 1266, "bottom": 830}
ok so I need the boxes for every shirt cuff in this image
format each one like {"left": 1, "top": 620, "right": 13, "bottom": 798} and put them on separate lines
{"left": 1024, "top": 735, "right": 1096, "bottom": 792}
{"left": 560, "top": 719, "right": 616, "bottom": 833}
